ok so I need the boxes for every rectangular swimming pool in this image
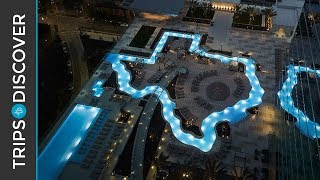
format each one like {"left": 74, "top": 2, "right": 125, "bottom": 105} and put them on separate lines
{"left": 38, "top": 104, "right": 101, "bottom": 180}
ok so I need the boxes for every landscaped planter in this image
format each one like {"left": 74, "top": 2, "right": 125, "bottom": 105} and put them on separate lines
{"left": 232, "top": 11, "right": 268, "bottom": 31}
{"left": 182, "top": 17, "right": 211, "bottom": 24}
{"left": 183, "top": 6, "right": 215, "bottom": 25}
{"left": 208, "top": 49, "right": 233, "bottom": 56}
{"left": 129, "top": 25, "right": 156, "bottom": 48}
{"left": 186, "top": 7, "right": 215, "bottom": 19}
{"left": 232, "top": 23, "right": 268, "bottom": 31}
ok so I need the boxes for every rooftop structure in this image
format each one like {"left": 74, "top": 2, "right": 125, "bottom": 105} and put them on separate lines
{"left": 121, "top": 0, "right": 185, "bottom": 16}
{"left": 273, "top": 6, "right": 302, "bottom": 27}
{"left": 271, "top": 0, "right": 304, "bottom": 37}
{"left": 39, "top": 0, "right": 320, "bottom": 179}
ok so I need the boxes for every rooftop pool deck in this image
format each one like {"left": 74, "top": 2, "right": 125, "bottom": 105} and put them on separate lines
{"left": 36, "top": 27, "right": 320, "bottom": 180}
{"left": 278, "top": 65, "right": 320, "bottom": 139}
{"left": 104, "top": 31, "right": 265, "bottom": 152}
{"left": 38, "top": 104, "right": 101, "bottom": 180}
{"left": 37, "top": 31, "right": 320, "bottom": 180}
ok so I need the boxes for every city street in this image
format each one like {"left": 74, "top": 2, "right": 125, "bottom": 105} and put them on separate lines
{"left": 39, "top": 13, "right": 126, "bottom": 94}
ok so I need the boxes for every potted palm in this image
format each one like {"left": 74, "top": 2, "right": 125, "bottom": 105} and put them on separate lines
{"left": 202, "top": 159, "right": 227, "bottom": 180}
{"left": 261, "top": 7, "right": 277, "bottom": 30}
{"left": 187, "top": 0, "right": 198, "bottom": 17}
{"left": 243, "top": 6, "right": 258, "bottom": 24}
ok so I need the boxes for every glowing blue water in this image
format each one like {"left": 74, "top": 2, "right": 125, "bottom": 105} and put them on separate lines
{"left": 278, "top": 65, "right": 320, "bottom": 139}
{"left": 38, "top": 104, "right": 101, "bottom": 180}
{"left": 91, "top": 79, "right": 105, "bottom": 97}
{"left": 105, "top": 31, "right": 264, "bottom": 152}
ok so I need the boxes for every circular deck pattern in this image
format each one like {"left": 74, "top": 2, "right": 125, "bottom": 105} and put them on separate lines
{"left": 106, "top": 31, "right": 265, "bottom": 152}
{"left": 206, "top": 82, "right": 230, "bottom": 101}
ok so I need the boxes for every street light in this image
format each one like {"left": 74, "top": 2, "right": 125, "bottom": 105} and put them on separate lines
{"left": 182, "top": 171, "right": 191, "bottom": 178}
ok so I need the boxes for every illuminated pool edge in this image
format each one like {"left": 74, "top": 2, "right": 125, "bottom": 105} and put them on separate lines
{"left": 91, "top": 79, "right": 105, "bottom": 97}
{"left": 278, "top": 65, "right": 320, "bottom": 139}
{"left": 105, "top": 31, "right": 264, "bottom": 152}
{"left": 38, "top": 104, "right": 101, "bottom": 180}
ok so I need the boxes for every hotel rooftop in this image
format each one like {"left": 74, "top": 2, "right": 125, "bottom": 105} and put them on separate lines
{"left": 39, "top": 0, "right": 320, "bottom": 179}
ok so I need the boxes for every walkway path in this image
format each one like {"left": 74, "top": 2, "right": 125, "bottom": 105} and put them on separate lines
{"left": 130, "top": 69, "right": 179, "bottom": 180}
{"left": 209, "top": 11, "right": 234, "bottom": 48}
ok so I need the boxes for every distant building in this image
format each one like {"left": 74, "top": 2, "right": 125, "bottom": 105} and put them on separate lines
{"left": 271, "top": 0, "right": 304, "bottom": 39}
{"left": 241, "top": 0, "right": 280, "bottom": 6}
{"left": 86, "top": 0, "right": 134, "bottom": 21}
{"left": 206, "top": 0, "right": 241, "bottom": 11}
{"left": 120, "top": 0, "right": 185, "bottom": 16}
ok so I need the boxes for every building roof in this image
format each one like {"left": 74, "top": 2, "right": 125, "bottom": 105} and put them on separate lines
{"left": 305, "top": 4, "right": 320, "bottom": 14}
{"left": 277, "top": 0, "right": 305, "bottom": 8}
{"left": 211, "top": 0, "right": 240, "bottom": 4}
{"left": 273, "top": 5, "right": 302, "bottom": 27}
{"left": 121, "top": 0, "right": 185, "bottom": 16}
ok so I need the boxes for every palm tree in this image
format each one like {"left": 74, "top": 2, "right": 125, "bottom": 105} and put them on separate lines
{"left": 183, "top": 118, "right": 193, "bottom": 128}
{"left": 233, "top": 5, "right": 242, "bottom": 19}
{"left": 202, "top": 159, "right": 227, "bottom": 180}
{"left": 172, "top": 156, "right": 201, "bottom": 179}
{"left": 206, "top": 0, "right": 213, "bottom": 9}
{"left": 261, "top": 7, "right": 277, "bottom": 29}
{"left": 231, "top": 166, "right": 254, "bottom": 180}
{"left": 149, "top": 152, "right": 169, "bottom": 179}
{"left": 243, "top": 6, "right": 259, "bottom": 24}
{"left": 308, "top": 12, "right": 316, "bottom": 21}
{"left": 202, "top": 2, "right": 208, "bottom": 18}
{"left": 234, "top": 5, "right": 242, "bottom": 13}
{"left": 188, "top": 0, "right": 198, "bottom": 16}
{"left": 182, "top": 158, "right": 199, "bottom": 179}
{"left": 202, "top": 2, "right": 212, "bottom": 19}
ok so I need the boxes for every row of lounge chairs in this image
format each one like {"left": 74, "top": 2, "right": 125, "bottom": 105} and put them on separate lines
{"left": 176, "top": 88, "right": 185, "bottom": 99}
{"left": 191, "top": 70, "right": 218, "bottom": 92}
{"left": 77, "top": 117, "right": 125, "bottom": 179}
{"left": 175, "top": 75, "right": 187, "bottom": 99}
{"left": 274, "top": 49, "right": 283, "bottom": 83}
{"left": 179, "top": 106, "right": 198, "bottom": 123}
{"left": 233, "top": 77, "right": 245, "bottom": 98}
{"left": 79, "top": 121, "right": 110, "bottom": 168}
{"left": 194, "top": 96, "right": 213, "bottom": 110}
{"left": 195, "top": 70, "right": 218, "bottom": 81}
{"left": 89, "top": 123, "right": 124, "bottom": 179}
{"left": 147, "top": 70, "right": 167, "bottom": 83}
